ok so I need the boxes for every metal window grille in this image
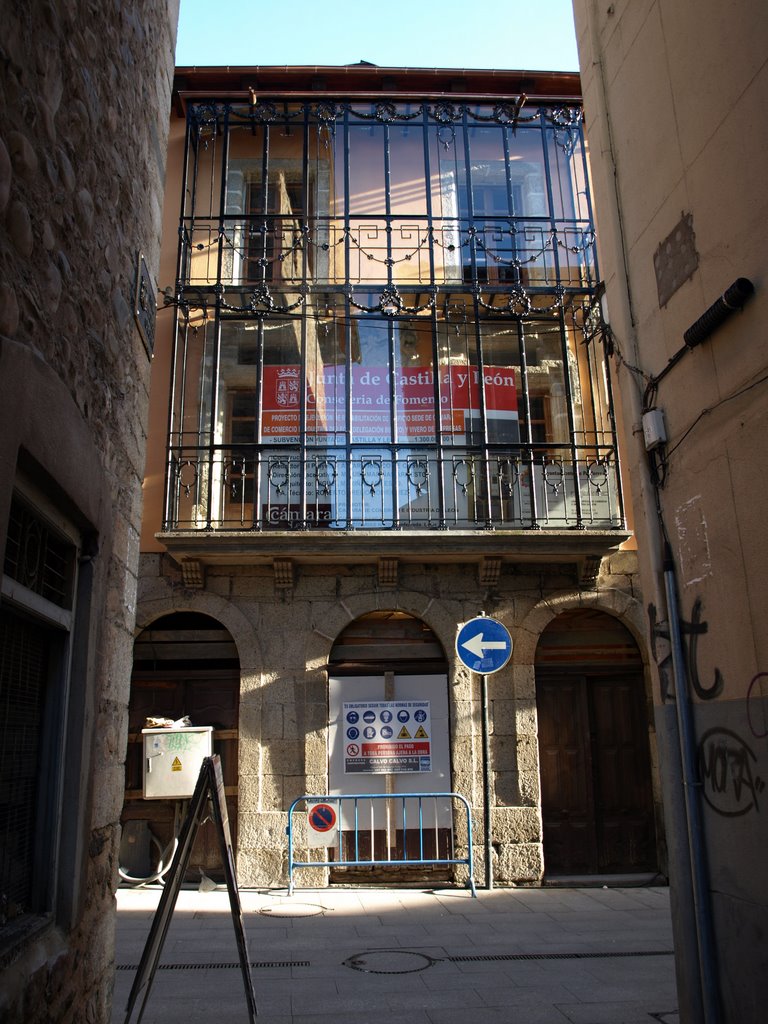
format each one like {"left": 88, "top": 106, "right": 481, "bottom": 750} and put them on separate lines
{"left": 0, "top": 608, "right": 49, "bottom": 929}
{"left": 3, "top": 497, "right": 74, "bottom": 609}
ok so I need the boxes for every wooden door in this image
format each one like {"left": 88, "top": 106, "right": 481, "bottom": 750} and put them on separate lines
{"left": 536, "top": 675, "right": 597, "bottom": 874}
{"left": 536, "top": 672, "right": 655, "bottom": 875}
{"left": 590, "top": 676, "right": 656, "bottom": 872}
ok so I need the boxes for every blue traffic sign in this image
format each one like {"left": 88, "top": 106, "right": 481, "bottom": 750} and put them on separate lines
{"left": 456, "top": 616, "right": 513, "bottom": 674}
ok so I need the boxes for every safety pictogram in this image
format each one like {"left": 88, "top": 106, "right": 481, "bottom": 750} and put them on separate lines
{"left": 398, "top": 725, "right": 411, "bottom": 739}
{"left": 171, "top": 756, "right": 182, "bottom": 772}
{"left": 414, "top": 725, "right": 428, "bottom": 739}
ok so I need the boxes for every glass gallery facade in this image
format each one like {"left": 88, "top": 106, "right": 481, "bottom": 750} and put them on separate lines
{"left": 164, "top": 92, "right": 623, "bottom": 535}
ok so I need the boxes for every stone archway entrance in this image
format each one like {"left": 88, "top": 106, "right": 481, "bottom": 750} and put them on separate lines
{"left": 327, "top": 610, "right": 450, "bottom": 883}
{"left": 535, "top": 608, "right": 656, "bottom": 877}
{"left": 121, "top": 612, "right": 240, "bottom": 881}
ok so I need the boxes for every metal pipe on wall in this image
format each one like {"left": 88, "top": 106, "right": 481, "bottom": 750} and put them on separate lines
{"left": 663, "top": 546, "right": 721, "bottom": 1024}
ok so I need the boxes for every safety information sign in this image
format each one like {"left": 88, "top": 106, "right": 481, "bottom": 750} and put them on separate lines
{"left": 343, "top": 701, "right": 431, "bottom": 774}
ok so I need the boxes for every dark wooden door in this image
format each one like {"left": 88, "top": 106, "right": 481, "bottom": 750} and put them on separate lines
{"left": 536, "top": 672, "right": 656, "bottom": 875}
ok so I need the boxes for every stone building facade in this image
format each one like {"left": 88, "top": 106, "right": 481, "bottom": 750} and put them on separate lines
{"left": 572, "top": 1, "right": 768, "bottom": 1021}
{"left": 0, "top": 2, "right": 177, "bottom": 1021}
{"left": 130, "top": 65, "right": 663, "bottom": 895}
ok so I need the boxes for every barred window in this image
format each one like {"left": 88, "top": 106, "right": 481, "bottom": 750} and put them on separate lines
{"left": 1, "top": 490, "right": 78, "bottom": 945}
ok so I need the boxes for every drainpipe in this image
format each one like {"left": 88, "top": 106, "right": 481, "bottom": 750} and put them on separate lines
{"left": 663, "top": 545, "right": 721, "bottom": 1023}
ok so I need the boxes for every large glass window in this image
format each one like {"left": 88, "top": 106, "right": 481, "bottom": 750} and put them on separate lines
{"left": 167, "top": 98, "right": 619, "bottom": 531}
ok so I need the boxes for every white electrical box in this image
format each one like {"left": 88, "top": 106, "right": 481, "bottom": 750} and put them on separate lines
{"left": 642, "top": 408, "right": 667, "bottom": 451}
{"left": 142, "top": 726, "right": 213, "bottom": 800}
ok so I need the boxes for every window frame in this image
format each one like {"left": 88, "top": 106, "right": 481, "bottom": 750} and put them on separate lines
{"left": 0, "top": 476, "right": 82, "bottom": 953}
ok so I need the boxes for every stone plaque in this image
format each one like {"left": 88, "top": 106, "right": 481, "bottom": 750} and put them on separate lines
{"left": 653, "top": 212, "right": 699, "bottom": 308}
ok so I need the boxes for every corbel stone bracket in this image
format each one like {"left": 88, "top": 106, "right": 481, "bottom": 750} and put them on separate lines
{"left": 273, "top": 557, "right": 294, "bottom": 589}
{"left": 478, "top": 556, "right": 502, "bottom": 587}
{"left": 181, "top": 558, "right": 205, "bottom": 588}
{"left": 377, "top": 557, "right": 398, "bottom": 589}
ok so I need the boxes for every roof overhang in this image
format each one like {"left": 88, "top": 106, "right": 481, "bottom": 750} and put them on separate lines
{"left": 172, "top": 64, "right": 582, "bottom": 116}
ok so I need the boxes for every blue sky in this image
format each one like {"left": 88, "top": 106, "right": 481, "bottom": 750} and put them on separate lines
{"left": 175, "top": 0, "right": 579, "bottom": 72}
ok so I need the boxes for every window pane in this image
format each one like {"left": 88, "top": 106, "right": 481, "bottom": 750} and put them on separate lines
{"left": 393, "top": 318, "right": 435, "bottom": 442}
{"left": 467, "top": 126, "right": 509, "bottom": 217}
{"left": 348, "top": 125, "right": 385, "bottom": 215}
{"left": 521, "top": 322, "right": 570, "bottom": 445}
{"left": 389, "top": 126, "right": 428, "bottom": 215}
{"left": 351, "top": 314, "right": 392, "bottom": 443}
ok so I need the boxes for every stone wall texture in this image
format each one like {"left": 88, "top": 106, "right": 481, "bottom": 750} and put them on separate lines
{"left": 0, "top": 2, "right": 177, "bottom": 1021}
{"left": 572, "top": 2, "right": 768, "bottom": 1021}
{"left": 135, "top": 549, "right": 656, "bottom": 890}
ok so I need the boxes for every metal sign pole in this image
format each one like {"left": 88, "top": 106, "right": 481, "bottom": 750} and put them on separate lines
{"left": 481, "top": 672, "right": 492, "bottom": 890}
{"left": 455, "top": 615, "right": 513, "bottom": 894}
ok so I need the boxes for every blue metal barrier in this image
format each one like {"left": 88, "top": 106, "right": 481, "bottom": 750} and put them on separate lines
{"left": 286, "top": 792, "right": 476, "bottom": 897}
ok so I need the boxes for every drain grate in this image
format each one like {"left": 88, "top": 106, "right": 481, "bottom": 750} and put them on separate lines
{"left": 116, "top": 960, "right": 309, "bottom": 971}
{"left": 116, "top": 949, "right": 673, "bottom": 973}
{"left": 448, "top": 950, "right": 674, "bottom": 962}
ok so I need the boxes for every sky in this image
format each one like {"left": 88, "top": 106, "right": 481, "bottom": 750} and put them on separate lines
{"left": 175, "top": 0, "right": 580, "bottom": 72}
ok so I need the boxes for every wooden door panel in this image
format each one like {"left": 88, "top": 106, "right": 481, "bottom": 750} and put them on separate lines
{"left": 590, "top": 676, "right": 655, "bottom": 872}
{"left": 537, "top": 672, "right": 656, "bottom": 876}
{"left": 536, "top": 676, "right": 597, "bottom": 873}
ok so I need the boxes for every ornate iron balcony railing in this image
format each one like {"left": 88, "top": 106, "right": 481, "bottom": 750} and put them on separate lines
{"left": 163, "top": 442, "right": 623, "bottom": 533}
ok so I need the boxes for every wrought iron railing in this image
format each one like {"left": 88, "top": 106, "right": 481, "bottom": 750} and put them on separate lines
{"left": 180, "top": 216, "right": 597, "bottom": 292}
{"left": 163, "top": 442, "right": 623, "bottom": 532}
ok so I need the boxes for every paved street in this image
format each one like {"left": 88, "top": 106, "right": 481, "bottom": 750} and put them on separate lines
{"left": 112, "top": 884, "right": 678, "bottom": 1024}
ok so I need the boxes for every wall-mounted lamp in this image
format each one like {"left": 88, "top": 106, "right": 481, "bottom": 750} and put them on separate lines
{"left": 684, "top": 277, "right": 755, "bottom": 348}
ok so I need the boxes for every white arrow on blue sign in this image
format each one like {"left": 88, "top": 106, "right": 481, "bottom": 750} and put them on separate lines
{"left": 455, "top": 616, "right": 513, "bottom": 674}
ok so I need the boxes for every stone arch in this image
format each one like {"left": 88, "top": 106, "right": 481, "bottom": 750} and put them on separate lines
{"left": 136, "top": 591, "right": 264, "bottom": 678}
{"left": 304, "top": 586, "right": 462, "bottom": 669}
{"left": 124, "top": 602, "right": 249, "bottom": 882}
{"left": 515, "top": 588, "right": 649, "bottom": 668}
{"left": 303, "top": 592, "right": 456, "bottom": 794}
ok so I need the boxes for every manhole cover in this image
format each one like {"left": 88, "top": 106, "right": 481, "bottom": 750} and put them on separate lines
{"left": 258, "top": 903, "right": 327, "bottom": 918}
{"left": 343, "top": 949, "right": 437, "bottom": 974}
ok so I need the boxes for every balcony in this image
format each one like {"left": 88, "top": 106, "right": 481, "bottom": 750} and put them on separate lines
{"left": 158, "top": 442, "right": 628, "bottom": 579}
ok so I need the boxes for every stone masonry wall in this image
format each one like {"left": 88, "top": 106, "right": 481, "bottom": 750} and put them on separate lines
{"left": 0, "top": 2, "right": 177, "bottom": 1021}
{"left": 136, "top": 549, "right": 653, "bottom": 890}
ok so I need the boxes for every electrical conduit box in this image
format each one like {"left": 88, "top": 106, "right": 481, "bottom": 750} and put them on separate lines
{"left": 142, "top": 726, "right": 214, "bottom": 799}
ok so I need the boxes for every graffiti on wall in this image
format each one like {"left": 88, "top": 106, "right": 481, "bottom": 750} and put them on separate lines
{"left": 697, "top": 727, "right": 764, "bottom": 816}
{"left": 648, "top": 600, "right": 768, "bottom": 817}
{"left": 647, "top": 596, "right": 724, "bottom": 703}
{"left": 746, "top": 673, "right": 768, "bottom": 740}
